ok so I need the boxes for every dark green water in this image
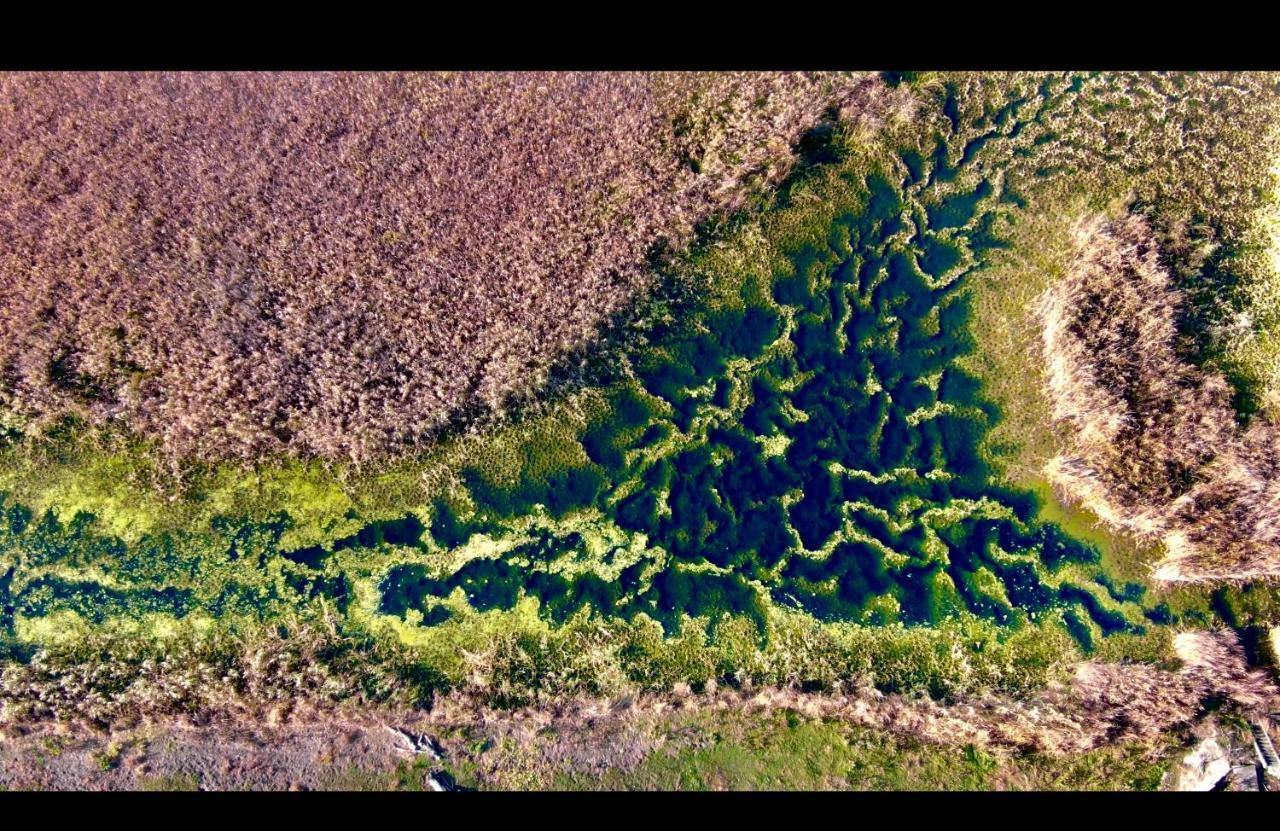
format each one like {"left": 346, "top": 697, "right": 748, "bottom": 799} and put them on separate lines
{"left": 368, "top": 153, "right": 1151, "bottom": 640}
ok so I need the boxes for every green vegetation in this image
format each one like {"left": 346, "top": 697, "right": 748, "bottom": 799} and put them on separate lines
{"left": 480, "top": 710, "right": 1177, "bottom": 791}
{"left": 93, "top": 742, "right": 123, "bottom": 771}
{"left": 0, "top": 605, "right": 1078, "bottom": 725}
{"left": 138, "top": 773, "right": 200, "bottom": 792}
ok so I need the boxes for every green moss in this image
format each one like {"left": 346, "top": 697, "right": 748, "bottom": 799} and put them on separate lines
{"left": 1216, "top": 582, "right": 1280, "bottom": 629}
{"left": 138, "top": 773, "right": 200, "bottom": 792}
{"left": 546, "top": 710, "right": 1175, "bottom": 792}
{"left": 93, "top": 742, "right": 123, "bottom": 771}
{"left": 1090, "top": 628, "right": 1180, "bottom": 669}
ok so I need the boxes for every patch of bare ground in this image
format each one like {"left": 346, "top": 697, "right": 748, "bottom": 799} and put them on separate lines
{"left": 1, "top": 630, "right": 1272, "bottom": 790}
{"left": 1041, "top": 213, "right": 1280, "bottom": 582}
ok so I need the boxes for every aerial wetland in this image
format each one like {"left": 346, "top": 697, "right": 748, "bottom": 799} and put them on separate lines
{"left": 1, "top": 71, "right": 1279, "bottom": 790}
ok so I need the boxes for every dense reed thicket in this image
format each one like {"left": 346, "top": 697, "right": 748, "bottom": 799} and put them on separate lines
{"left": 1042, "top": 214, "right": 1280, "bottom": 581}
{"left": 0, "top": 72, "right": 903, "bottom": 462}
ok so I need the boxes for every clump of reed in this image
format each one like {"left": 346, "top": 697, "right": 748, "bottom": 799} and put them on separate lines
{"left": 1041, "top": 213, "right": 1280, "bottom": 582}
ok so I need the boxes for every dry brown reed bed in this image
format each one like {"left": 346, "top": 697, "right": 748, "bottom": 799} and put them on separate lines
{"left": 0, "top": 72, "right": 906, "bottom": 463}
{"left": 1041, "top": 213, "right": 1280, "bottom": 582}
